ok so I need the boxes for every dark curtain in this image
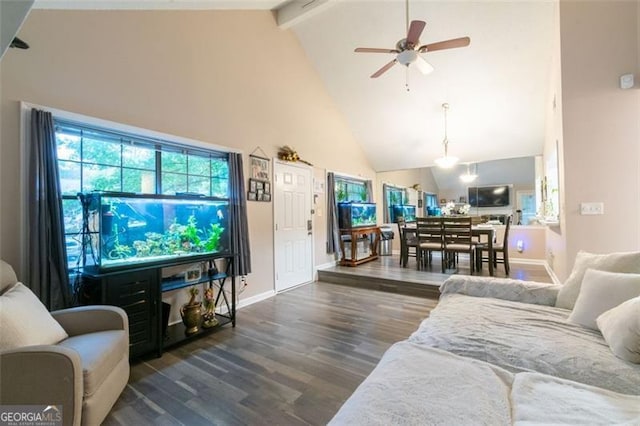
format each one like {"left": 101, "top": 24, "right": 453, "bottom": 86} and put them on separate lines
{"left": 228, "top": 153, "right": 251, "bottom": 276}
{"left": 365, "top": 180, "right": 373, "bottom": 203}
{"left": 326, "top": 172, "right": 340, "bottom": 255}
{"left": 28, "top": 109, "right": 71, "bottom": 310}
{"left": 382, "top": 183, "right": 390, "bottom": 223}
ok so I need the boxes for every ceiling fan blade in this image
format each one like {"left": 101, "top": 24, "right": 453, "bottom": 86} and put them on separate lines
{"left": 419, "top": 36, "right": 470, "bottom": 53}
{"left": 406, "top": 20, "right": 426, "bottom": 47}
{"left": 371, "top": 59, "right": 397, "bottom": 78}
{"left": 415, "top": 56, "right": 434, "bottom": 75}
{"left": 355, "top": 48, "right": 399, "bottom": 54}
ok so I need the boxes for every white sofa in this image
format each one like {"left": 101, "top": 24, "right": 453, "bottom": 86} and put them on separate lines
{"left": 330, "top": 272, "right": 640, "bottom": 425}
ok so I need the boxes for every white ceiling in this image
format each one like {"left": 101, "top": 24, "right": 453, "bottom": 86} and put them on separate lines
{"left": 32, "top": 0, "right": 556, "bottom": 172}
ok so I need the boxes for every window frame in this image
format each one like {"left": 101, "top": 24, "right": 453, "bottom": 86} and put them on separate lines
{"left": 54, "top": 117, "right": 232, "bottom": 270}
{"left": 384, "top": 184, "right": 407, "bottom": 223}
{"left": 334, "top": 175, "right": 369, "bottom": 203}
{"left": 21, "top": 103, "right": 241, "bottom": 278}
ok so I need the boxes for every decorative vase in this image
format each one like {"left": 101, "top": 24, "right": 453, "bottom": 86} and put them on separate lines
{"left": 180, "top": 302, "right": 202, "bottom": 335}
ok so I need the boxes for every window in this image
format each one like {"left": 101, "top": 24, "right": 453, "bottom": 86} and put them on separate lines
{"left": 334, "top": 176, "right": 369, "bottom": 203}
{"left": 384, "top": 185, "right": 406, "bottom": 222}
{"left": 54, "top": 120, "right": 230, "bottom": 268}
{"left": 423, "top": 192, "right": 438, "bottom": 214}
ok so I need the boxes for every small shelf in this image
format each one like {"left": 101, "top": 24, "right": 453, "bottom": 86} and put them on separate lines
{"left": 163, "top": 313, "right": 233, "bottom": 348}
{"left": 161, "top": 272, "right": 227, "bottom": 292}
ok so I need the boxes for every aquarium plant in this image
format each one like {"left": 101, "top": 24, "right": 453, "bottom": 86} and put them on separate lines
{"left": 204, "top": 223, "right": 224, "bottom": 252}
{"left": 116, "top": 215, "right": 226, "bottom": 260}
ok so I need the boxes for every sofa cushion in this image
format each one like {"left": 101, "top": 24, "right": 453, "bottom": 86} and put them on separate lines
{"left": 512, "top": 372, "right": 640, "bottom": 425}
{"left": 58, "top": 330, "right": 128, "bottom": 397}
{"left": 0, "top": 282, "right": 69, "bottom": 350}
{"left": 556, "top": 250, "right": 640, "bottom": 309}
{"left": 0, "top": 259, "right": 18, "bottom": 294}
{"left": 568, "top": 269, "right": 640, "bottom": 330}
{"left": 329, "top": 342, "right": 514, "bottom": 426}
{"left": 408, "top": 293, "right": 640, "bottom": 395}
{"left": 597, "top": 296, "right": 640, "bottom": 364}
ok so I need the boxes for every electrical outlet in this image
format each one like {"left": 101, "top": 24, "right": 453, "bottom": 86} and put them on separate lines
{"left": 580, "top": 202, "right": 604, "bottom": 215}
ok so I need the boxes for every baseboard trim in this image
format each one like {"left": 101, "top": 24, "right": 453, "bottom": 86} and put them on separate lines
{"left": 316, "top": 260, "right": 338, "bottom": 270}
{"left": 544, "top": 263, "right": 561, "bottom": 285}
{"left": 237, "top": 289, "right": 276, "bottom": 309}
{"left": 509, "top": 258, "right": 546, "bottom": 265}
{"left": 168, "top": 289, "right": 276, "bottom": 326}
{"left": 510, "top": 258, "right": 561, "bottom": 284}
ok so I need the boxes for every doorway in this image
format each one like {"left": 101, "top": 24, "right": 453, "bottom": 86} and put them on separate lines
{"left": 516, "top": 190, "right": 536, "bottom": 225}
{"left": 274, "top": 161, "right": 313, "bottom": 292}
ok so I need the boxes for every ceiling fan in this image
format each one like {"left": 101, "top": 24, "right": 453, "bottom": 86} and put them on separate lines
{"left": 354, "top": 1, "right": 470, "bottom": 79}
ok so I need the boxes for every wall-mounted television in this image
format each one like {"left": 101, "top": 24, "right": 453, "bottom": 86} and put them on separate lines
{"left": 468, "top": 185, "right": 510, "bottom": 207}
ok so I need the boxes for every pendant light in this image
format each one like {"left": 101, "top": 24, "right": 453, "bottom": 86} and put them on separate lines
{"left": 460, "top": 163, "right": 478, "bottom": 183}
{"left": 434, "top": 103, "right": 459, "bottom": 168}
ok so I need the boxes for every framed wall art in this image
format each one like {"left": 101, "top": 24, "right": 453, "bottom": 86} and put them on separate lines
{"left": 248, "top": 178, "right": 272, "bottom": 203}
{"left": 250, "top": 155, "right": 270, "bottom": 181}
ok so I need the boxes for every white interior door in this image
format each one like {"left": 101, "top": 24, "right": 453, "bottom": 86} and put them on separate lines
{"left": 274, "top": 161, "right": 313, "bottom": 292}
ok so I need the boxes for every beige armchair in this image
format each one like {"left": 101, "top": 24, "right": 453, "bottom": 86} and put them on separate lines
{"left": 0, "top": 260, "right": 129, "bottom": 426}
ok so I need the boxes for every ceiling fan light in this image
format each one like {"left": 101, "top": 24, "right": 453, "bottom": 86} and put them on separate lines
{"left": 397, "top": 49, "right": 417, "bottom": 66}
{"left": 415, "top": 56, "right": 434, "bottom": 75}
{"left": 435, "top": 155, "right": 459, "bottom": 169}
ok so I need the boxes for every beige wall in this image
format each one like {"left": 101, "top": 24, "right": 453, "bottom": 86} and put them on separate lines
{"left": 544, "top": 1, "right": 568, "bottom": 279}
{"left": 557, "top": 0, "right": 640, "bottom": 279}
{"left": 0, "top": 10, "right": 375, "bottom": 300}
{"left": 495, "top": 225, "right": 546, "bottom": 261}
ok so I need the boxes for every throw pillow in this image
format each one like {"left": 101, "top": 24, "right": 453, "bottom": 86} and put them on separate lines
{"left": 568, "top": 269, "right": 640, "bottom": 330}
{"left": 556, "top": 250, "right": 640, "bottom": 309}
{"left": 0, "top": 282, "right": 68, "bottom": 351}
{"left": 597, "top": 296, "right": 640, "bottom": 363}
{"left": 0, "top": 259, "right": 18, "bottom": 294}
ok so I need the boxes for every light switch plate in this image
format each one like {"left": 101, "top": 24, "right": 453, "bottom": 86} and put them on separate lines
{"left": 580, "top": 202, "right": 604, "bottom": 215}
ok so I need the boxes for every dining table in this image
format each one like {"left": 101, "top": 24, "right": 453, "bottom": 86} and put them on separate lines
{"left": 402, "top": 220, "right": 496, "bottom": 276}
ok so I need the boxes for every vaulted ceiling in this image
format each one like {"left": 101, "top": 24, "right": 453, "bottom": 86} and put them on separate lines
{"left": 33, "top": 0, "right": 556, "bottom": 172}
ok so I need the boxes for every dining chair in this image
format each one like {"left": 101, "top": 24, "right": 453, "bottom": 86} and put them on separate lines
{"left": 476, "top": 215, "right": 511, "bottom": 275}
{"left": 442, "top": 216, "right": 475, "bottom": 273}
{"left": 415, "top": 217, "right": 444, "bottom": 272}
{"left": 396, "top": 217, "right": 418, "bottom": 267}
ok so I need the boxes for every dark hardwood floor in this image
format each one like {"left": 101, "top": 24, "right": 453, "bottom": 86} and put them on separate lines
{"left": 104, "top": 282, "right": 438, "bottom": 426}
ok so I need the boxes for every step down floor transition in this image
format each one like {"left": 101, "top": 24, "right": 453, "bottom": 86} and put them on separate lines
{"left": 317, "top": 254, "right": 553, "bottom": 299}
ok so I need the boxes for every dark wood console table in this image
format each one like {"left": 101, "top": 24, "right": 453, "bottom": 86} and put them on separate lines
{"left": 339, "top": 226, "right": 381, "bottom": 266}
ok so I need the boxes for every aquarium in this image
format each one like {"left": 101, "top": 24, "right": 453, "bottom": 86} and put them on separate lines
{"left": 80, "top": 192, "right": 229, "bottom": 270}
{"left": 338, "top": 202, "right": 377, "bottom": 229}
{"left": 426, "top": 206, "right": 442, "bottom": 216}
{"left": 391, "top": 205, "right": 416, "bottom": 222}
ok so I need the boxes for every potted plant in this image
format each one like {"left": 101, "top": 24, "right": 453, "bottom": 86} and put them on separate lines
{"left": 180, "top": 286, "right": 202, "bottom": 335}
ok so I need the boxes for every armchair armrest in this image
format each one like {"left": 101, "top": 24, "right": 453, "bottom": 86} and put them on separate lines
{"left": 52, "top": 305, "right": 128, "bottom": 337}
{"left": 0, "top": 345, "right": 83, "bottom": 426}
{"left": 440, "top": 276, "right": 562, "bottom": 306}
